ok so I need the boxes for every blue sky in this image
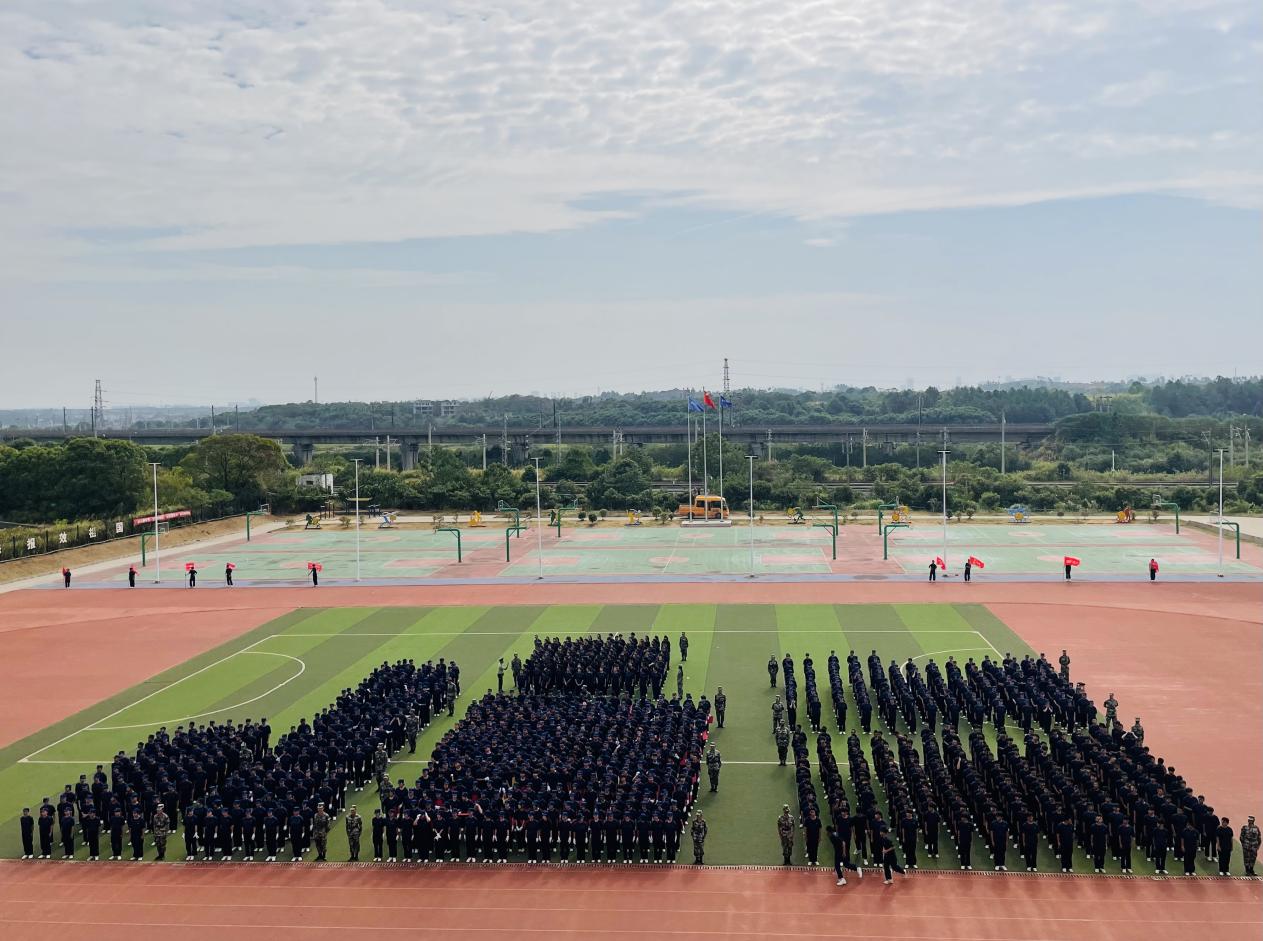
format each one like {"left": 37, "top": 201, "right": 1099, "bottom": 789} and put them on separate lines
{"left": 1, "top": 0, "right": 1259, "bottom": 407}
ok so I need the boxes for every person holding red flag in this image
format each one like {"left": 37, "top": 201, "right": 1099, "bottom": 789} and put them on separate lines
{"left": 965, "top": 556, "right": 984, "bottom": 582}
{"left": 1064, "top": 556, "right": 1080, "bottom": 580}
{"left": 1148, "top": 558, "right": 1159, "bottom": 581}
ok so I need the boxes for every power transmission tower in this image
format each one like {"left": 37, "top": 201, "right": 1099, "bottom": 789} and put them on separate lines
{"left": 92, "top": 379, "right": 104, "bottom": 436}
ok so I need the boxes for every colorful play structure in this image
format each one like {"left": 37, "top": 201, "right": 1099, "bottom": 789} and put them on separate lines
{"left": 378, "top": 512, "right": 398, "bottom": 529}
{"left": 625, "top": 510, "right": 643, "bottom": 527}
{"left": 468, "top": 510, "right": 486, "bottom": 528}
{"left": 303, "top": 514, "right": 322, "bottom": 530}
{"left": 1007, "top": 505, "right": 1031, "bottom": 524}
{"left": 1115, "top": 505, "right": 1136, "bottom": 524}
{"left": 787, "top": 506, "right": 806, "bottom": 524}
{"left": 889, "top": 505, "right": 912, "bottom": 523}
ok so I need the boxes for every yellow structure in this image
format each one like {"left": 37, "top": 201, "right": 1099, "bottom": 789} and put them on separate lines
{"left": 468, "top": 510, "right": 486, "bottom": 527}
{"left": 303, "top": 513, "right": 322, "bottom": 530}
{"left": 890, "top": 505, "right": 912, "bottom": 523}
{"left": 1116, "top": 506, "right": 1135, "bottom": 524}
{"left": 626, "top": 510, "right": 643, "bottom": 526}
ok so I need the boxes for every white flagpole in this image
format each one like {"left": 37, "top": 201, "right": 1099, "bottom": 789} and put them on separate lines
{"left": 686, "top": 398, "right": 694, "bottom": 520}
{"left": 718, "top": 392, "right": 723, "bottom": 510}
{"left": 702, "top": 394, "right": 709, "bottom": 498}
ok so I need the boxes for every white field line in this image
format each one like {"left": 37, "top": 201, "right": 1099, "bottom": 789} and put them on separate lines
{"left": 90, "top": 652, "right": 306, "bottom": 731}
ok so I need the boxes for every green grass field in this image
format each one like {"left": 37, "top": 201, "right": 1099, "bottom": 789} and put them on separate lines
{"left": 0, "top": 602, "right": 1235, "bottom": 874}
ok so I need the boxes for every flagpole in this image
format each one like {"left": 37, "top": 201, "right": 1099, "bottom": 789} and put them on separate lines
{"left": 718, "top": 392, "right": 723, "bottom": 510}
{"left": 686, "top": 397, "right": 694, "bottom": 520}
{"left": 702, "top": 395, "right": 709, "bottom": 498}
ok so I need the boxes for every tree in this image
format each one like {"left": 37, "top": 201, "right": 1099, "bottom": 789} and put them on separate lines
{"left": 181, "top": 434, "right": 289, "bottom": 505}
{"left": 586, "top": 458, "right": 650, "bottom": 510}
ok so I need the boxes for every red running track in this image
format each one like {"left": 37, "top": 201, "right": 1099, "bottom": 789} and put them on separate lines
{"left": 0, "top": 861, "right": 1259, "bottom": 941}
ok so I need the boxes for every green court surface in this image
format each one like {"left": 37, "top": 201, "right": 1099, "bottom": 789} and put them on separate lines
{"left": 122, "top": 524, "right": 842, "bottom": 582}
{"left": 0, "top": 602, "right": 1240, "bottom": 874}
{"left": 888, "top": 523, "right": 1260, "bottom": 576}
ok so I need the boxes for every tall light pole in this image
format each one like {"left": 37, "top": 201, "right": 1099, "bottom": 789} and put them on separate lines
{"left": 533, "top": 457, "right": 544, "bottom": 580}
{"left": 747, "top": 455, "right": 756, "bottom": 578}
{"left": 938, "top": 449, "right": 950, "bottom": 573}
{"left": 1216, "top": 448, "right": 1226, "bottom": 578}
{"left": 352, "top": 459, "right": 362, "bottom": 582}
{"left": 149, "top": 462, "right": 161, "bottom": 584}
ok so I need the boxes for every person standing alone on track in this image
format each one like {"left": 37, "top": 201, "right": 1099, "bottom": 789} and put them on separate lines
{"left": 1149, "top": 558, "right": 1159, "bottom": 581}
{"left": 225, "top": 563, "right": 234, "bottom": 586}
{"left": 187, "top": 565, "right": 197, "bottom": 588}
{"left": 928, "top": 559, "right": 937, "bottom": 582}
{"left": 62, "top": 567, "right": 71, "bottom": 588}
{"left": 128, "top": 565, "right": 136, "bottom": 587}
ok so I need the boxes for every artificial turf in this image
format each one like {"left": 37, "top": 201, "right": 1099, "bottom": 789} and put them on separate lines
{"left": 0, "top": 602, "right": 1239, "bottom": 874}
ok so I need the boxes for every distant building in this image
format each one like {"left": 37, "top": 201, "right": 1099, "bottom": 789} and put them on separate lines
{"left": 297, "top": 473, "right": 335, "bottom": 493}
{"left": 440, "top": 401, "right": 458, "bottom": 418}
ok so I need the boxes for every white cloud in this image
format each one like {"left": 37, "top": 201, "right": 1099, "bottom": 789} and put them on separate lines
{"left": 0, "top": 0, "right": 1259, "bottom": 278}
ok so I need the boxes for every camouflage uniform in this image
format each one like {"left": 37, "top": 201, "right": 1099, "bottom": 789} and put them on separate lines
{"left": 691, "top": 815, "right": 708, "bottom": 864}
{"left": 1131, "top": 718, "right": 1145, "bottom": 745}
{"left": 772, "top": 696, "right": 785, "bottom": 734}
{"left": 152, "top": 807, "right": 171, "bottom": 861}
{"left": 1103, "top": 694, "right": 1118, "bottom": 730}
{"left": 345, "top": 810, "right": 364, "bottom": 862}
{"left": 372, "top": 744, "right": 389, "bottom": 782}
{"left": 312, "top": 807, "right": 331, "bottom": 861}
{"left": 777, "top": 807, "right": 796, "bottom": 865}
{"left": 404, "top": 714, "right": 420, "bottom": 754}
{"left": 706, "top": 747, "right": 722, "bottom": 793}
{"left": 714, "top": 688, "right": 727, "bottom": 728}
{"left": 774, "top": 723, "right": 790, "bottom": 766}
{"left": 1058, "top": 651, "right": 1071, "bottom": 682}
{"left": 1240, "top": 816, "right": 1260, "bottom": 876}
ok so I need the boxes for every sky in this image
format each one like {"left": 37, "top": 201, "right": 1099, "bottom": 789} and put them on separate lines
{"left": 1, "top": 0, "right": 1260, "bottom": 409}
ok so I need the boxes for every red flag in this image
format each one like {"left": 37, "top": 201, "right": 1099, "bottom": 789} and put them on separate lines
{"left": 1149, "top": 559, "right": 1158, "bottom": 573}
{"left": 934, "top": 556, "right": 946, "bottom": 569}
{"left": 184, "top": 561, "right": 196, "bottom": 571}
{"left": 308, "top": 561, "right": 323, "bottom": 571}
{"left": 1064, "top": 556, "right": 1081, "bottom": 567}
{"left": 967, "top": 556, "right": 985, "bottom": 569}
{"left": 226, "top": 562, "right": 236, "bottom": 570}
{"left": 703, "top": 391, "right": 717, "bottom": 409}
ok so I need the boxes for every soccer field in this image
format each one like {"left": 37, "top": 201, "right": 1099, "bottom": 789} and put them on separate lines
{"left": 0, "top": 602, "right": 1238, "bottom": 874}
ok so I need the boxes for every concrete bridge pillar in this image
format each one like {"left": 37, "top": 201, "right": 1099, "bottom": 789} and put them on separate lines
{"left": 293, "top": 440, "right": 315, "bottom": 466}
{"left": 400, "top": 438, "right": 420, "bottom": 471}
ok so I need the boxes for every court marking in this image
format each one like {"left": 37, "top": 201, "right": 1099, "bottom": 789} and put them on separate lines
{"left": 89, "top": 651, "right": 307, "bottom": 731}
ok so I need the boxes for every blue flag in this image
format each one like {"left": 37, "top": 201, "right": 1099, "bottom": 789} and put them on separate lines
{"left": 719, "top": 394, "right": 733, "bottom": 408}
{"left": 687, "top": 398, "right": 704, "bottom": 412}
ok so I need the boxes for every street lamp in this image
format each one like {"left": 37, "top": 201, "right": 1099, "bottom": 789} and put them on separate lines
{"left": 533, "top": 457, "right": 544, "bottom": 580}
{"left": 1215, "top": 448, "right": 1226, "bottom": 578}
{"left": 148, "top": 462, "right": 161, "bottom": 584}
{"left": 747, "top": 455, "right": 756, "bottom": 578}
{"left": 353, "top": 459, "right": 363, "bottom": 582}
{"left": 938, "top": 449, "right": 950, "bottom": 573}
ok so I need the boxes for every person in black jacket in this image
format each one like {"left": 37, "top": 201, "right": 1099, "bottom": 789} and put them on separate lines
{"left": 19, "top": 808, "right": 35, "bottom": 858}
{"left": 81, "top": 809, "right": 102, "bottom": 860}
{"left": 37, "top": 807, "right": 55, "bottom": 858}
{"left": 129, "top": 810, "right": 145, "bottom": 860}
{"left": 1151, "top": 822, "right": 1169, "bottom": 874}
{"left": 1216, "top": 818, "right": 1234, "bottom": 876}
{"left": 59, "top": 809, "right": 76, "bottom": 858}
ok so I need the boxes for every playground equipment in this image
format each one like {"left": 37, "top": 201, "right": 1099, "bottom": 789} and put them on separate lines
{"left": 882, "top": 522, "right": 910, "bottom": 560}
{"left": 437, "top": 527, "right": 462, "bottom": 563}
{"left": 876, "top": 502, "right": 898, "bottom": 535}
{"left": 787, "top": 507, "right": 806, "bottom": 524}
{"left": 625, "top": 510, "right": 643, "bottom": 527}
{"left": 378, "top": 512, "right": 398, "bottom": 529}
{"left": 504, "top": 525, "right": 526, "bottom": 561}
{"left": 303, "top": 513, "right": 322, "bottom": 530}
{"left": 553, "top": 500, "right": 580, "bottom": 537}
{"left": 497, "top": 501, "right": 523, "bottom": 535}
{"left": 813, "top": 502, "right": 839, "bottom": 560}
{"left": 1152, "top": 497, "right": 1181, "bottom": 534}
{"left": 1115, "top": 505, "right": 1136, "bottom": 524}
{"left": 677, "top": 495, "right": 730, "bottom": 520}
{"left": 1211, "top": 518, "right": 1242, "bottom": 559}
{"left": 245, "top": 507, "right": 268, "bottom": 542}
{"left": 1007, "top": 505, "right": 1031, "bottom": 524}
{"left": 468, "top": 510, "right": 486, "bottom": 528}
{"left": 890, "top": 505, "right": 912, "bottom": 523}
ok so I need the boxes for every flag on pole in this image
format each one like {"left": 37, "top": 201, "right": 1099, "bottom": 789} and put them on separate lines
{"left": 719, "top": 394, "right": 733, "bottom": 408}
{"left": 227, "top": 562, "right": 236, "bottom": 570}
{"left": 703, "top": 391, "right": 717, "bottom": 409}
{"left": 687, "top": 398, "right": 704, "bottom": 413}
{"left": 1064, "top": 556, "right": 1080, "bottom": 567}
{"left": 184, "top": 561, "right": 196, "bottom": 572}
{"left": 967, "top": 556, "right": 985, "bottom": 569}
{"left": 934, "top": 556, "right": 946, "bottom": 569}
{"left": 308, "top": 561, "right": 323, "bottom": 571}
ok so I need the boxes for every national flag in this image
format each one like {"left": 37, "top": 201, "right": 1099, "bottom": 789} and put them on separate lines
{"left": 703, "top": 391, "right": 717, "bottom": 409}
{"left": 308, "top": 561, "right": 323, "bottom": 571}
{"left": 934, "top": 556, "right": 946, "bottom": 569}
{"left": 227, "top": 562, "right": 236, "bottom": 570}
{"left": 967, "top": 556, "right": 985, "bottom": 569}
{"left": 687, "top": 398, "right": 704, "bottom": 413}
{"left": 184, "top": 561, "right": 196, "bottom": 571}
{"left": 1064, "top": 556, "right": 1081, "bottom": 567}
{"left": 719, "top": 394, "right": 733, "bottom": 408}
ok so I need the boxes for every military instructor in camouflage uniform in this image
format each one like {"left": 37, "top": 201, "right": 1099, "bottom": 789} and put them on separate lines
{"left": 777, "top": 805, "right": 795, "bottom": 865}
{"left": 345, "top": 805, "right": 364, "bottom": 862}
{"left": 706, "top": 745, "right": 722, "bottom": 793}
{"left": 152, "top": 804, "right": 171, "bottom": 861}
{"left": 774, "top": 721, "right": 790, "bottom": 765}
{"left": 312, "top": 803, "right": 331, "bottom": 862}
{"left": 691, "top": 812, "right": 708, "bottom": 864}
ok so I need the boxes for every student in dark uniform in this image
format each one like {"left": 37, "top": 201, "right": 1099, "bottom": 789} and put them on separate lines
{"left": 81, "top": 809, "right": 102, "bottom": 860}
{"left": 311, "top": 565, "right": 319, "bottom": 586}
{"left": 1216, "top": 818, "right": 1234, "bottom": 876}
{"left": 990, "top": 815, "right": 1009, "bottom": 871}
{"left": 928, "top": 560, "right": 937, "bottom": 582}
{"left": 182, "top": 810, "right": 198, "bottom": 860}
{"left": 63, "top": 568, "right": 71, "bottom": 588}
{"left": 129, "top": 810, "right": 145, "bottom": 860}
{"left": 37, "top": 807, "right": 55, "bottom": 858}
{"left": 1090, "top": 815, "right": 1108, "bottom": 872}
{"left": 187, "top": 565, "right": 197, "bottom": 588}
{"left": 1020, "top": 814, "right": 1039, "bottom": 871}
{"left": 878, "top": 831, "right": 905, "bottom": 884}
{"left": 826, "top": 825, "right": 862, "bottom": 886}
{"left": 109, "top": 807, "right": 125, "bottom": 859}
{"left": 957, "top": 816, "right": 973, "bottom": 870}
{"left": 963, "top": 558, "right": 972, "bottom": 582}
{"left": 225, "top": 564, "right": 234, "bottom": 586}
{"left": 19, "top": 808, "right": 35, "bottom": 858}
{"left": 1151, "top": 821, "right": 1170, "bottom": 874}
{"left": 128, "top": 565, "right": 137, "bottom": 587}
{"left": 59, "top": 809, "right": 76, "bottom": 858}
{"left": 1055, "top": 816, "right": 1076, "bottom": 872}
{"left": 1118, "top": 818, "right": 1134, "bottom": 874}
{"left": 263, "top": 809, "right": 281, "bottom": 862}
{"left": 288, "top": 809, "right": 306, "bottom": 862}
{"left": 1180, "top": 822, "right": 1200, "bottom": 876}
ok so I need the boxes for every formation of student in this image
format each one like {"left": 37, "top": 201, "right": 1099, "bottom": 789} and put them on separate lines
{"left": 768, "top": 648, "right": 1249, "bottom": 880}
